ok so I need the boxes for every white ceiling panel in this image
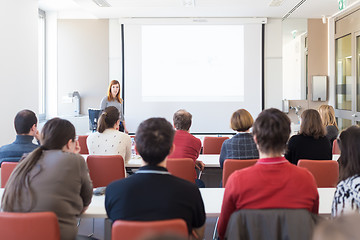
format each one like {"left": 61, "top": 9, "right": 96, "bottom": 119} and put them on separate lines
{"left": 38, "top": 0, "right": 355, "bottom": 19}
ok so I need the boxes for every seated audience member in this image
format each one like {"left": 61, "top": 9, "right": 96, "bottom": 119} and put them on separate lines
{"left": 285, "top": 109, "right": 332, "bottom": 165}
{"left": 318, "top": 105, "right": 339, "bottom": 147}
{"left": 168, "top": 109, "right": 204, "bottom": 176}
{"left": 313, "top": 214, "right": 360, "bottom": 240}
{"left": 1, "top": 118, "right": 93, "bottom": 240}
{"left": 105, "top": 118, "right": 206, "bottom": 239}
{"left": 332, "top": 126, "right": 360, "bottom": 216}
{"left": 217, "top": 108, "right": 319, "bottom": 239}
{"left": 0, "top": 109, "right": 40, "bottom": 164}
{"left": 219, "top": 109, "right": 259, "bottom": 169}
{"left": 87, "top": 106, "right": 131, "bottom": 163}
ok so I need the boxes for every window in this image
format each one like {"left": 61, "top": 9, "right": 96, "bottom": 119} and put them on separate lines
{"left": 38, "top": 9, "right": 46, "bottom": 120}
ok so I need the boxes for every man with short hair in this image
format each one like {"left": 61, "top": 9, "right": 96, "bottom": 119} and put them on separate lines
{"left": 168, "top": 109, "right": 205, "bottom": 173}
{"left": 217, "top": 108, "right": 319, "bottom": 239}
{"left": 105, "top": 118, "right": 206, "bottom": 239}
{"left": 0, "top": 110, "right": 40, "bottom": 165}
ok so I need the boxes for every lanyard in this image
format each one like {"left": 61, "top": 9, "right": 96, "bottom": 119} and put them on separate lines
{"left": 135, "top": 170, "right": 171, "bottom": 175}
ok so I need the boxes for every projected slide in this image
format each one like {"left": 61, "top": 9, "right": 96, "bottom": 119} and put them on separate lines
{"left": 141, "top": 25, "right": 244, "bottom": 102}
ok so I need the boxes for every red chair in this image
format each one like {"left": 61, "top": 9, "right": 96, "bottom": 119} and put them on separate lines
{"left": 332, "top": 139, "right": 340, "bottom": 154}
{"left": 166, "top": 158, "right": 196, "bottom": 183}
{"left": 0, "top": 212, "right": 60, "bottom": 240}
{"left": 298, "top": 159, "right": 339, "bottom": 187}
{"left": 86, "top": 155, "right": 125, "bottom": 187}
{"left": 1, "top": 162, "right": 18, "bottom": 188}
{"left": 78, "top": 135, "right": 89, "bottom": 154}
{"left": 112, "top": 219, "right": 188, "bottom": 240}
{"left": 222, "top": 159, "right": 257, "bottom": 187}
{"left": 203, "top": 137, "right": 229, "bottom": 154}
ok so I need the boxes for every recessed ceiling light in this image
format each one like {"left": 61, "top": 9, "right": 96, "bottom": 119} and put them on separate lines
{"left": 92, "top": 0, "right": 111, "bottom": 7}
{"left": 269, "top": 0, "right": 284, "bottom": 7}
{"left": 183, "top": 0, "right": 195, "bottom": 7}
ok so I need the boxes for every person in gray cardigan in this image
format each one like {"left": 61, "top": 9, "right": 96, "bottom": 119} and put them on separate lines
{"left": 100, "top": 80, "right": 128, "bottom": 133}
{"left": 2, "top": 118, "right": 93, "bottom": 240}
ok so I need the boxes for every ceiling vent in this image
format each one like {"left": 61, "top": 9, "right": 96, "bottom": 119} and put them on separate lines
{"left": 92, "top": 0, "right": 111, "bottom": 7}
{"left": 282, "top": 0, "right": 307, "bottom": 20}
{"left": 269, "top": 0, "right": 284, "bottom": 7}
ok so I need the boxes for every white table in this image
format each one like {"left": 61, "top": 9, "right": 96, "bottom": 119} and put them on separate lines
{"left": 82, "top": 187, "right": 335, "bottom": 218}
{"left": 83, "top": 154, "right": 221, "bottom": 168}
{"left": 0, "top": 187, "right": 335, "bottom": 218}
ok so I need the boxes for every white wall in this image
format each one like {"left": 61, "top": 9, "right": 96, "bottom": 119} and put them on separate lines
{"left": 0, "top": 0, "right": 38, "bottom": 146}
{"left": 264, "top": 19, "right": 283, "bottom": 110}
{"left": 57, "top": 19, "right": 109, "bottom": 116}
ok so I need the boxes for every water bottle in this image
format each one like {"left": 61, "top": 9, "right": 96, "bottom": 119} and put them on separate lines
{"left": 131, "top": 138, "right": 136, "bottom": 157}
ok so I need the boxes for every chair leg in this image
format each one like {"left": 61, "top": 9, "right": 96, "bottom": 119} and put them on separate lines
{"left": 213, "top": 217, "right": 219, "bottom": 240}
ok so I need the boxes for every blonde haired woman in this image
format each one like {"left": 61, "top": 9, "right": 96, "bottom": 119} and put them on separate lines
{"left": 318, "top": 104, "right": 339, "bottom": 146}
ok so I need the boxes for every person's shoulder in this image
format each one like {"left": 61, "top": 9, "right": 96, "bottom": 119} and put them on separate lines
{"left": 0, "top": 142, "right": 13, "bottom": 152}
{"left": 288, "top": 134, "right": 304, "bottom": 143}
{"left": 48, "top": 150, "right": 84, "bottom": 163}
{"left": 164, "top": 174, "right": 199, "bottom": 190}
{"left": 106, "top": 175, "right": 136, "bottom": 194}
{"left": 288, "top": 163, "right": 316, "bottom": 179}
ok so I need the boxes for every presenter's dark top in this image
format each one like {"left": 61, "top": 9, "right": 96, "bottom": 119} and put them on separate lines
{"left": 105, "top": 165, "right": 206, "bottom": 233}
{"left": 0, "top": 135, "right": 38, "bottom": 165}
{"left": 285, "top": 134, "right": 332, "bottom": 165}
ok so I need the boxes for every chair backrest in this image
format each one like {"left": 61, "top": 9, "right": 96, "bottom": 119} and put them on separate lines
{"left": 224, "top": 209, "right": 318, "bottom": 240}
{"left": 0, "top": 157, "right": 20, "bottom": 167}
{"left": 1, "top": 162, "right": 18, "bottom": 188}
{"left": 297, "top": 159, "right": 339, "bottom": 187}
{"left": 87, "top": 155, "right": 125, "bottom": 187}
{"left": 0, "top": 211, "right": 60, "bottom": 240}
{"left": 203, "top": 136, "right": 229, "bottom": 154}
{"left": 112, "top": 219, "right": 188, "bottom": 240}
{"left": 166, "top": 158, "right": 196, "bottom": 183}
{"left": 222, "top": 159, "right": 257, "bottom": 187}
{"left": 332, "top": 139, "right": 340, "bottom": 154}
{"left": 77, "top": 135, "right": 89, "bottom": 154}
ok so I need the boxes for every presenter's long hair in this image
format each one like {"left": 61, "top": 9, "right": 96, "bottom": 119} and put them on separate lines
{"left": 1, "top": 118, "right": 76, "bottom": 212}
{"left": 107, "top": 80, "right": 123, "bottom": 104}
{"left": 97, "top": 106, "right": 120, "bottom": 133}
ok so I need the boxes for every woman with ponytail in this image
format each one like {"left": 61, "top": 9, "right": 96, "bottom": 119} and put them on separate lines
{"left": 86, "top": 106, "right": 131, "bottom": 164}
{"left": 1, "top": 118, "right": 93, "bottom": 240}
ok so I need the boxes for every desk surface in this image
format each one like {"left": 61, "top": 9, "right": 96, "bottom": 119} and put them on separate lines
{"left": 84, "top": 187, "right": 335, "bottom": 218}
{"left": 83, "top": 154, "right": 340, "bottom": 168}
{"left": 0, "top": 187, "right": 335, "bottom": 218}
{"left": 82, "top": 154, "right": 221, "bottom": 168}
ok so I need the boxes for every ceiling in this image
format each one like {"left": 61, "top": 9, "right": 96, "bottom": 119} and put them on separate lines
{"left": 38, "top": 0, "right": 356, "bottom": 19}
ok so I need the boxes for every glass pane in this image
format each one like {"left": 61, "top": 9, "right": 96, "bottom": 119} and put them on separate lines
{"left": 336, "top": 34, "right": 352, "bottom": 110}
{"left": 357, "top": 35, "right": 360, "bottom": 111}
{"left": 336, "top": 117, "right": 352, "bottom": 131}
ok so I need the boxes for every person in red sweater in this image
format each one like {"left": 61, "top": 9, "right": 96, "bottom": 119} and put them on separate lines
{"left": 168, "top": 109, "right": 205, "bottom": 176}
{"left": 217, "top": 108, "right": 319, "bottom": 239}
